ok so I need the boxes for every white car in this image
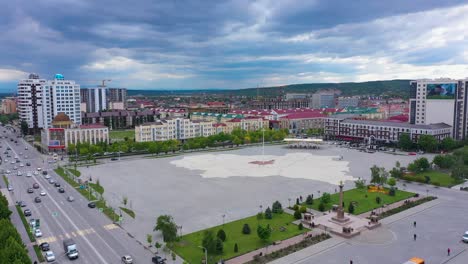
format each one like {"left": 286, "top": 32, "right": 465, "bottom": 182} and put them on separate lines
{"left": 7, "top": 185, "right": 13, "bottom": 191}
{"left": 26, "top": 172, "right": 32, "bottom": 177}
{"left": 463, "top": 231, "right": 468, "bottom": 243}
{"left": 5, "top": 170, "right": 11, "bottom": 174}
{"left": 13, "top": 166, "right": 18, "bottom": 170}
{"left": 121, "top": 255, "right": 133, "bottom": 264}
{"left": 37, "top": 167, "right": 42, "bottom": 171}
{"left": 17, "top": 171, "right": 22, "bottom": 176}
{"left": 33, "top": 171, "right": 38, "bottom": 176}
{"left": 34, "top": 229, "right": 42, "bottom": 237}
{"left": 40, "top": 191, "right": 46, "bottom": 196}
{"left": 45, "top": 251, "right": 56, "bottom": 262}
{"left": 44, "top": 174, "right": 51, "bottom": 179}
{"left": 19, "top": 163, "right": 24, "bottom": 167}
{"left": 10, "top": 160, "right": 15, "bottom": 164}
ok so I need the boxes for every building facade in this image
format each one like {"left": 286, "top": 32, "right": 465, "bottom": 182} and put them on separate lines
{"left": 1, "top": 97, "right": 17, "bottom": 114}
{"left": 108, "top": 88, "right": 127, "bottom": 110}
{"left": 135, "top": 118, "right": 216, "bottom": 142}
{"left": 409, "top": 78, "right": 467, "bottom": 140}
{"left": 337, "top": 97, "right": 360, "bottom": 108}
{"left": 80, "top": 87, "right": 107, "bottom": 113}
{"left": 324, "top": 116, "right": 451, "bottom": 143}
{"left": 17, "top": 73, "right": 46, "bottom": 129}
{"left": 311, "top": 92, "right": 336, "bottom": 108}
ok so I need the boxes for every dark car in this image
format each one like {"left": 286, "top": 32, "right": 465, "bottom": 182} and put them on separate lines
{"left": 23, "top": 209, "right": 32, "bottom": 217}
{"left": 42, "top": 171, "right": 48, "bottom": 176}
{"left": 111, "top": 157, "right": 118, "bottom": 161}
{"left": 88, "top": 202, "right": 96, "bottom": 208}
{"left": 26, "top": 162, "right": 31, "bottom": 166}
{"left": 33, "top": 183, "right": 39, "bottom": 189}
{"left": 54, "top": 182, "right": 61, "bottom": 187}
{"left": 58, "top": 187, "right": 65, "bottom": 193}
{"left": 34, "top": 197, "right": 41, "bottom": 203}
{"left": 17, "top": 201, "right": 26, "bottom": 207}
{"left": 152, "top": 256, "right": 166, "bottom": 264}
{"left": 39, "top": 242, "right": 50, "bottom": 251}
{"left": 27, "top": 188, "right": 33, "bottom": 193}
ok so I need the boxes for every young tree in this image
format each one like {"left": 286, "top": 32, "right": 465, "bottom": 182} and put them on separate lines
{"left": 217, "top": 229, "right": 226, "bottom": 242}
{"left": 320, "top": 192, "right": 331, "bottom": 204}
{"left": 318, "top": 202, "right": 326, "bottom": 212}
{"left": 272, "top": 201, "right": 283, "bottom": 214}
{"left": 256, "top": 212, "right": 264, "bottom": 221}
{"left": 155, "top": 242, "right": 162, "bottom": 253}
{"left": 122, "top": 196, "right": 128, "bottom": 207}
{"left": 201, "top": 230, "right": 216, "bottom": 254}
{"left": 354, "top": 178, "right": 366, "bottom": 189}
{"left": 154, "top": 215, "right": 178, "bottom": 242}
{"left": 293, "top": 210, "right": 302, "bottom": 220}
{"left": 20, "top": 120, "right": 28, "bottom": 135}
{"left": 215, "top": 238, "right": 224, "bottom": 254}
{"left": 370, "top": 165, "right": 381, "bottom": 185}
{"left": 264, "top": 207, "right": 273, "bottom": 219}
{"left": 389, "top": 167, "right": 403, "bottom": 179}
{"left": 414, "top": 157, "right": 430, "bottom": 172}
{"left": 257, "top": 224, "right": 272, "bottom": 241}
{"left": 171, "top": 252, "right": 176, "bottom": 262}
{"left": 398, "top": 133, "right": 413, "bottom": 150}
{"left": 242, "top": 223, "right": 251, "bottom": 234}
{"left": 440, "top": 137, "right": 456, "bottom": 151}
{"left": 146, "top": 234, "right": 153, "bottom": 247}
{"left": 348, "top": 203, "right": 355, "bottom": 214}
{"left": 387, "top": 177, "right": 397, "bottom": 187}
{"left": 305, "top": 195, "right": 314, "bottom": 205}
{"left": 234, "top": 243, "right": 239, "bottom": 253}
{"left": 379, "top": 167, "right": 389, "bottom": 186}
{"left": 298, "top": 223, "right": 304, "bottom": 230}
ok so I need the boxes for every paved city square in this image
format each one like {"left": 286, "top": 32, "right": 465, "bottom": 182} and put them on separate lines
{"left": 81, "top": 144, "right": 429, "bottom": 243}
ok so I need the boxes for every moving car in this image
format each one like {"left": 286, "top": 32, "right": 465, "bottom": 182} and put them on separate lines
{"left": 19, "top": 163, "right": 24, "bottom": 167}
{"left": 7, "top": 185, "right": 13, "bottom": 191}
{"left": 45, "top": 250, "right": 56, "bottom": 262}
{"left": 23, "top": 209, "right": 32, "bottom": 217}
{"left": 34, "top": 229, "right": 43, "bottom": 237}
{"left": 5, "top": 170, "right": 10, "bottom": 174}
{"left": 26, "top": 162, "right": 31, "bottom": 166}
{"left": 40, "top": 242, "right": 50, "bottom": 251}
{"left": 26, "top": 172, "right": 32, "bottom": 177}
{"left": 17, "top": 201, "right": 26, "bottom": 207}
{"left": 33, "top": 171, "right": 38, "bottom": 176}
{"left": 88, "top": 202, "right": 96, "bottom": 208}
{"left": 122, "top": 255, "right": 133, "bottom": 264}
{"left": 67, "top": 196, "right": 75, "bottom": 202}
{"left": 152, "top": 256, "right": 166, "bottom": 264}
{"left": 58, "top": 187, "right": 65, "bottom": 193}
{"left": 42, "top": 170, "right": 48, "bottom": 175}
{"left": 34, "top": 197, "right": 41, "bottom": 203}
{"left": 16, "top": 171, "right": 21, "bottom": 176}
{"left": 48, "top": 178, "right": 55, "bottom": 184}
{"left": 462, "top": 231, "right": 468, "bottom": 243}
{"left": 37, "top": 167, "right": 42, "bottom": 171}
{"left": 40, "top": 191, "right": 46, "bottom": 196}
{"left": 33, "top": 183, "right": 39, "bottom": 189}
{"left": 54, "top": 182, "right": 61, "bottom": 187}
{"left": 27, "top": 188, "right": 33, "bottom": 193}
{"left": 45, "top": 174, "right": 51, "bottom": 179}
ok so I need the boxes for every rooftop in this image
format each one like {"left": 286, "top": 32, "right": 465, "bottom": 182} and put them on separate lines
{"left": 341, "top": 118, "right": 451, "bottom": 129}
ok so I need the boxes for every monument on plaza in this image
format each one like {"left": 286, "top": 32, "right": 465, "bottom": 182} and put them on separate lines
{"left": 331, "top": 181, "right": 350, "bottom": 223}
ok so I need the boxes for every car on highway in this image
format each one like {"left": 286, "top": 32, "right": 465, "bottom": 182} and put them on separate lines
{"left": 5, "top": 170, "right": 10, "bottom": 174}
{"left": 10, "top": 160, "right": 15, "bottom": 164}
{"left": 25, "top": 146, "right": 28, "bottom": 150}
{"left": 44, "top": 174, "right": 51, "bottom": 179}
{"left": 16, "top": 171, "right": 22, "bottom": 176}
{"left": 17, "top": 201, "right": 26, "bottom": 207}
{"left": 122, "top": 255, "right": 133, "bottom": 264}
{"left": 39, "top": 242, "right": 50, "bottom": 251}
{"left": 19, "top": 163, "right": 24, "bottom": 167}
{"left": 40, "top": 191, "right": 46, "bottom": 196}
{"left": 27, "top": 188, "right": 33, "bottom": 193}
{"left": 48, "top": 178, "right": 55, "bottom": 184}
{"left": 88, "top": 202, "right": 96, "bottom": 208}
{"left": 34, "top": 229, "right": 42, "bottom": 238}
{"left": 6, "top": 147, "right": 10, "bottom": 150}
{"left": 26, "top": 162, "right": 31, "bottom": 166}
{"left": 34, "top": 197, "right": 41, "bottom": 203}
{"left": 37, "top": 167, "right": 42, "bottom": 171}
{"left": 111, "top": 157, "right": 119, "bottom": 161}
{"left": 45, "top": 250, "right": 56, "bottom": 262}
{"left": 54, "top": 182, "right": 61, "bottom": 187}
{"left": 13, "top": 166, "right": 17, "bottom": 170}
{"left": 7, "top": 185, "right": 13, "bottom": 191}
{"left": 152, "top": 256, "right": 167, "bottom": 264}
{"left": 463, "top": 231, "right": 468, "bottom": 243}
{"left": 33, "top": 171, "right": 38, "bottom": 176}
{"left": 26, "top": 172, "right": 32, "bottom": 177}
{"left": 42, "top": 170, "right": 48, "bottom": 175}
{"left": 58, "top": 187, "right": 65, "bottom": 193}
{"left": 23, "top": 209, "right": 32, "bottom": 217}
{"left": 33, "top": 183, "right": 39, "bottom": 189}
{"left": 67, "top": 196, "right": 75, "bottom": 202}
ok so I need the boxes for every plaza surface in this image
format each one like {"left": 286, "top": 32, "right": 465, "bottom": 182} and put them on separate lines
{"left": 81, "top": 144, "right": 429, "bottom": 245}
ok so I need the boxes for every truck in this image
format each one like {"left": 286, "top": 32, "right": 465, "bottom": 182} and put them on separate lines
{"left": 63, "top": 239, "right": 79, "bottom": 259}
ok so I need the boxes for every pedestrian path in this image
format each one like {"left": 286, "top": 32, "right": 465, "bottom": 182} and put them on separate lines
{"left": 226, "top": 229, "right": 324, "bottom": 264}
{"left": 357, "top": 196, "right": 423, "bottom": 219}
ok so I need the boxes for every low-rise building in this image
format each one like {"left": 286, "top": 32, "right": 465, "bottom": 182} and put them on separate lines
{"left": 224, "top": 117, "right": 269, "bottom": 134}
{"left": 280, "top": 112, "right": 326, "bottom": 134}
{"left": 337, "top": 96, "right": 360, "bottom": 108}
{"left": 1, "top": 97, "right": 17, "bottom": 114}
{"left": 135, "top": 118, "right": 216, "bottom": 142}
{"left": 324, "top": 116, "right": 451, "bottom": 143}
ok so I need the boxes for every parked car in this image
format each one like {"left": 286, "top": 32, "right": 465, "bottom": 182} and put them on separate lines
{"left": 48, "top": 178, "right": 55, "bottom": 184}
{"left": 88, "top": 202, "right": 96, "bottom": 208}
{"left": 44, "top": 174, "right": 51, "bottom": 179}
{"left": 67, "top": 196, "right": 75, "bottom": 202}
{"left": 463, "top": 231, "right": 468, "bottom": 243}
{"left": 55, "top": 182, "right": 61, "bottom": 187}
{"left": 122, "top": 255, "right": 133, "bottom": 264}
{"left": 111, "top": 157, "right": 118, "bottom": 161}
{"left": 33, "top": 183, "right": 39, "bottom": 189}
{"left": 39, "top": 242, "right": 50, "bottom": 251}
{"left": 17, "top": 201, "right": 26, "bottom": 207}
{"left": 58, "top": 188, "right": 65, "bottom": 193}
{"left": 45, "top": 251, "right": 56, "bottom": 262}
{"left": 27, "top": 188, "right": 33, "bottom": 193}
{"left": 34, "top": 229, "right": 43, "bottom": 237}
{"left": 23, "top": 209, "right": 32, "bottom": 217}
{"left": 7, "top": 185, "right": 13, "bottom": 191}
{"left": 152, "top": 256, "right": 166, "bottom": 264}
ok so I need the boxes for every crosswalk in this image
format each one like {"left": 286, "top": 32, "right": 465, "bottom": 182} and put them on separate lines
{"left": 36, "top": 227, "right": 96, "bottom": 244}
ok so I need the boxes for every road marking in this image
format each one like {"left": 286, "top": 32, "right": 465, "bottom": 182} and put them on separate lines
{"left": 37, "top": 236, "right": 57, "bottom": 244}
{"left": 71, "top": 231, "right": 77, "bottom": 237}
{"left": 103, "top": 224, "right": 118, "bottom": 230}
{"left": 65, "top": 233, "right": 70, "bottom": 239}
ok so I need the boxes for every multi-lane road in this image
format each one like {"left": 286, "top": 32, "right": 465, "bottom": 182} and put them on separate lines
{"left": 0, "top": 127, "right": 153, "bottom": 263}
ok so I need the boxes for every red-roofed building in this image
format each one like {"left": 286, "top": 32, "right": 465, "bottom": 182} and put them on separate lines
{"left": 280, "top": 112, "right": 326, "bottom": 134}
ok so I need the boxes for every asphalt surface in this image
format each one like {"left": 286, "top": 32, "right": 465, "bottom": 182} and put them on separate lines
{"left": 0, "top": 128, "right": 153, "bottom": 264}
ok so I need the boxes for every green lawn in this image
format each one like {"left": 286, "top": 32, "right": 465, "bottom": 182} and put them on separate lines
{"left": 109, "top": 130, "right": 135, "bottom": 141}
{"left": 68, "top": 168, "right": 81, "bottom": 177}
{"left": 415, "top": 170, "right": 462, "bottom": 187}
{"left": 304, "top": 188, "right": 415, "bottom": 215}
{"left": 89, "top": 183, "right": 104, "bottom": 195}
{"left": 2, "top": 175, "right": 8, "bottom": 185}
{"left": 119, "top": 207, "right": 136, "bottom": 219}
{"left": 171, "top": 213, "right": 307, "bottom": 264}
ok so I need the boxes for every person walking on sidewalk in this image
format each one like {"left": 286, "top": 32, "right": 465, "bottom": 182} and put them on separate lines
{"left": 413, "top": 221, "right": 416, "bottom": 227}
{"left": 448, "top": 248, "right": 451, "bottom": 256}
{"left": 413, "top": 234, "right": 417, "bottom": 241}
{"left": 350, "top": 260, "right": 353, "bottom": 264}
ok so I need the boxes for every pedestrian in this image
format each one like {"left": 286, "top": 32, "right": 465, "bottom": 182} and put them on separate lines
{"left": 350, "top": 260, "right": 353, "bottom": 264}
{"left": 413, "top": 221, "right": 416, "bottom": 227}
{"left": 448, "top": 248, "right": 451, "bottom": 256}
{"left": 413, "top": 234, "right": 417, "bottom": 241}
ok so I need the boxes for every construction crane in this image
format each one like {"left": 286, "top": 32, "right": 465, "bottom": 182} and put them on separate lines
{"left": 82, "top": 79, "right": 112, "bottom": 87}
{"left": 99, "top": 79, "right": 112, "bottom": 87}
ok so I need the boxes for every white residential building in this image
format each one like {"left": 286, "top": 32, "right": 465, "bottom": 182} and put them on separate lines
{"left": 135, "top": 118, "right": 216, "bottom": 142}
{"left": 17, "top": 73, "right": 46, "bottom": 129}
{"left": 42, "top": 74, "right": 81, "bottom": 128}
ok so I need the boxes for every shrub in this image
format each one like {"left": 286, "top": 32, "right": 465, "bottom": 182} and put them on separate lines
{"left": 375, "top": 196, "right": 381, "bottom": 204}
{"left": 298, "top": 223, "right": 304, "bottom": 230}
{"left": 424, "top": 175, "right": 431, "bottom": 184}
{"left": 305, "top": 195, "right": 313, "bottom": 205}
{"left": 348, "top": 203, "right": 355, "bottom": 214}
{"left": 293, "top": 210, "right": 302, "bottom": 219}
{"left": 296, "top": 198, "right": 300, "bottom": 205}
{"left": 292, "top": 204, "right": 299, "bottom": 211}
{"left": 256, "top": 212, "right": 264, "bottom": 220}
{"left": 264, "top": 207, "right": 273, "bottom": 219}
{"left": 388, "top": 187, "right": 396, "bottom": 196}
{"left": 242, "top": 224, "right": 251, "bottom": 234}
{"left": 320, "top": 193, "right": 331, "bottom": 204}
{"left": 272, "top": 201, "right": 283, "bottom": 214}
{"left": 215, "top": 238, "right": 223, "bottom": 254}
{"left": 234, "top": 243, "right": 238, "bottom": 253}
{"left": 432, "top": 181, "right": 441, "bottom": 187}
{"left": 299, "top": 206, "right": 307, "bottom": 214}
{"left": 217, "top": 229, "right": 226, "bottom": 242}
{"left": 318, "top": 202, "right": 326, "bottom": 212}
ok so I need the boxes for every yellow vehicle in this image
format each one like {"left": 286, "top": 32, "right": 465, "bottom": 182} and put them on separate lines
{"left": 403, "top": 257, "right": 424, "bottom": 264}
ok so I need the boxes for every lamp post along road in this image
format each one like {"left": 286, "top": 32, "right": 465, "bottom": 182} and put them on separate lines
{"left": 198, "top": 246, "right": 208, "bottom": 264}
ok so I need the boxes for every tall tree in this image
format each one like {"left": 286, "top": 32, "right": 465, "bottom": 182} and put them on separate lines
{"left": 398, "top": 133, "right": 413, "bottom": 151}
{"left": 370, "top": 165, "right": 381, "bottom": 185}
{"left": 20, "top": 121, "right": 28, "bottom": 135}
{"left": 154, "top": 215, "right": 178, "bottom": 242}
{"left": 256, "top": 224, "right": 272, "bottom": 241}
{"left": 440, "top": 137, "right": 456, "bottom": 151}
{"left": 418, "top": 135, "right": 438, "bottom": 153}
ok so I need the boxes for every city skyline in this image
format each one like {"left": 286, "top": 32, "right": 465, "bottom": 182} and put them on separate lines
{"left": 1, "top": 0, "right": 468, "bottom": 91}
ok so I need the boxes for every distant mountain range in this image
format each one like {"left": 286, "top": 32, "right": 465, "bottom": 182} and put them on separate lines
{"left": 128, "top": 79, "right": 411, "bottom": 98}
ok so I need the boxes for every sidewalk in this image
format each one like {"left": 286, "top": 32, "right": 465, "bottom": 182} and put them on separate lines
{"left": 357, "top": 196, "right": 424, "bottom": 219}
{"left": 226, "top": 229, "right": 324, "bottom": 264}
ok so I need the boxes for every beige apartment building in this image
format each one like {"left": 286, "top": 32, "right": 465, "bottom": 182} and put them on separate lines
{"left": 135, "top": 118, "right": 216, "bottom": 142}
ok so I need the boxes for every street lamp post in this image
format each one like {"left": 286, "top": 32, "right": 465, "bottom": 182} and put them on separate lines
{"left": 288, "top": 198, "right": 291, "bottom": 208}
{"left": 426, "top": 189, "right": 429, "bottom": 197}
{"left": 222, "top": 214, "right": 226, "bottom": 226}
{"left": 198, "top": 246, "right": 208, "bottom": 264}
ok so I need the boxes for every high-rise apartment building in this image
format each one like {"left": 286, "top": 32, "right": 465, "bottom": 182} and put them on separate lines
{"left": 311, "top": 92, "right": 336, "bottom": 108}
{"left": 17, "top": 73, "right": 46, "bottom": 130}
{"left": 1, "top": 97, "right": 17, "bottom": 114}
{"left": 108, "top": 88, "right": 127, "bottom": 110}
{"left": 42, "top": 74, "right": 81, "bottom": 128}
{"left": 80, "top": 87, "right": 107, "bottom": 113}
{"left": 409, "top": 78, "right": 468, "bottom": 140}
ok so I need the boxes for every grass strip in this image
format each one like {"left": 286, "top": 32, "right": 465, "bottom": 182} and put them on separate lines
{"left": 377, "top": 196, "right": 437, "bottom": 220}
{"left": 33, "top": 245, "right": 46, "bottom": 262}
{"left": 119, "top": 207, "right": 136, "bottom": 219}
{"left": 2, "top": 174, "right": 8, "bottom": 185}
{"left": 15, "top": 205, "right": 35, "bottom": 242}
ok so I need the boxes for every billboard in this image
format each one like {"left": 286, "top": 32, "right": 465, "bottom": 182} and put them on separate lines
{"left": 427, "top": 83, "right": 456, "bottom": 99}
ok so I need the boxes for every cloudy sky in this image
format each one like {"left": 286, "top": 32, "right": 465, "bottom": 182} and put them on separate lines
{"left": 1, "top": 0, "right": 468, "bottom": 91}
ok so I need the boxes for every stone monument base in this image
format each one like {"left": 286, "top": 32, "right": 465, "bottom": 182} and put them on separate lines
{"left": 331, "top": 216, "right": 350, "bottom": 224}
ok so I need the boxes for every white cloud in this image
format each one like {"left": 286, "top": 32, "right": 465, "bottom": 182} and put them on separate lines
{"left": 0, "top": 69, "right": 28, "bottom": 81}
